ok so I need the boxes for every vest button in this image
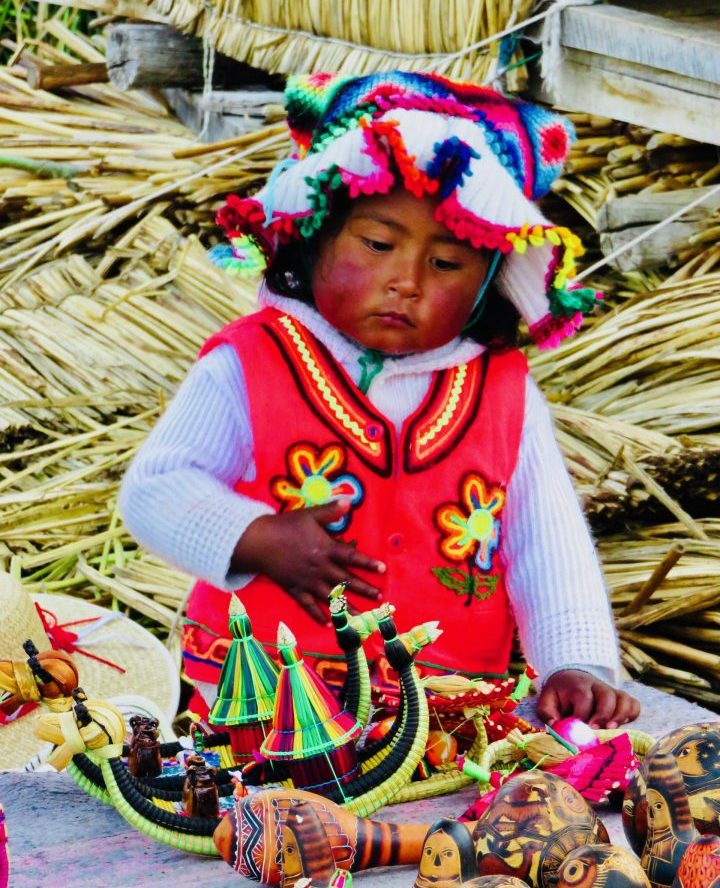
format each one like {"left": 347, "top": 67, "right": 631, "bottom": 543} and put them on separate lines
{"left": 364, "top": 421, "right": 383, "bottom": 441}
{"left": 387, "top": 532, "right": 404, "bottom": 550}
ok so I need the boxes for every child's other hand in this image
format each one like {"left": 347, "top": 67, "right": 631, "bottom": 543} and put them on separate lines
{"left": 231, "top": 499, "right": 385, "bottom": 626}
{"left": 536, "top": 669, "right": 641, "bottom": 730}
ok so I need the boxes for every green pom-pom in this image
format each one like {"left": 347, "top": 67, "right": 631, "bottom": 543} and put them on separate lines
{"left": 548, "top": 284, "right": 598, "bottom": 317}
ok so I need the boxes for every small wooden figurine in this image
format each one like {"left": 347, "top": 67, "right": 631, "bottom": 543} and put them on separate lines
{"left": 127, "top": 715, "right": 162, "bottom": 779}
{"left": 413, "top": 819, "right": 477, "bottom": 887}
{"left": 185, "top": 761, "right": 220, "bottom": 819}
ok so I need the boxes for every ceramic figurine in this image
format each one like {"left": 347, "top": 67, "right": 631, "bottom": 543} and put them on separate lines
{"left": 181, "top": 752, "right": 207, "bottom": 810}
{"left": 472, "top": 770, "right": 609, "bottom": 887}
{"left": 127, "top": 715, "right": 162, "bottom": 779}
{"left": 413, "top": 819, "right": 477, "bottom": 887}
{"left": 672, "top": 834, "right": 720, "bottom": 888}
{"left": 281, "top": 802, "right": 338, "bottom": 887}
{"left": 624, "top": 721, "right": 720, "bottom": 855}
{"left": 556, "top": 844, "right": 650, "bottom": 887}
{"left": 641, "top": 752, "right": 699, "bottom": 888}
{"left": 214, "top": 786, "right": 432, "bottom": 884}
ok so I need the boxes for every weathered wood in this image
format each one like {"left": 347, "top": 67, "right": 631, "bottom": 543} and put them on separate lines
{"left": 528, "top": 3, "right": 720, "bottom": 145}
{"left": 25, "top": 61, "right": 108, "bottom": 91}
{"left": 531, "top": 56, "right": 720, "bottom": 146}
{"left": 163, "top": 88, "right": 284, "bottom": 144}
{"left": 600, "top": 220, "right": 710, "bottom": 271}
{"left": 106, "top": 24, "right": 274, "bottom": 92}
{"left": 562, "top": 5, "right": 720, "bottom": 85}
{"left": 598, "top": 186, "right": 720, "bottom": 231}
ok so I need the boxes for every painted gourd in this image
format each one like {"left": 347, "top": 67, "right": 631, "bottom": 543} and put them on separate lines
{"left": 640, "top": 752, "right": 699, "bottom": 888}
{"left": 459, "top": 879, "right": 533, "bottom": 887}
{"left": 672, "top": 834, "right": 720, "bottom": 888}
{"left": 556, "top": 844, "right": 650, "bottom": 887}
{"left": 413, "top": 818, "right": 477, "bottom": 887}
{"left": 472, "top": 770, "right": 609, "bottom": 887}
{"left": 623, "top": 722, "right": 720, "bottom": 855}
{"left": 280, "top": 802, "right": 338, "bottom": 888}
{"left": 214, "top": 786, "right": 431, "bottom": 885}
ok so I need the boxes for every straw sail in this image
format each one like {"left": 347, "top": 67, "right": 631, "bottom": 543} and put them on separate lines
{"left": 260, "top": 622, "right": 361, "bottom": 759}
{"left": 208, "top": 595, "right": 279, "bottom": 726}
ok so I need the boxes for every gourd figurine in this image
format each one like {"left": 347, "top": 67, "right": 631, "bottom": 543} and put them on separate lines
{"left": 556, "top": 844, "right": 650, "bottom": 887}
{"left": 208, "top": 594, "right": 279, "bottom": 764}
{"left": 127, "top": 715, "right": 162, "bottom": 779}
{"left": 281, "top": 802, "right": 339, "bottom": 887}
{"left": 213, "top": 786, "right": 431, "bottom": 884}
{"left": 472, "top": 770, "right": 610, "bottom": 887}
{"left": 641, "top": 752, "right": 699, "bottom": 888}
{"left": 413, "top": 819, "right": 477, "bottom": 887}
{"left": 672, "top": 834, "right": 720, "bottom": 887}
{"left": 624, "top": 721, "right": 720, "bottom": 855}
{"left": 457, "top": 879, "right": 528, "bottom": 887}
{"left": 0, "top": 639, "right": 78, "bottom": 714}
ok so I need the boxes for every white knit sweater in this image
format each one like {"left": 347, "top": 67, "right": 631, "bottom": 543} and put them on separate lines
{"left": 119, "top": 290, "right": 621, "bottom": 687}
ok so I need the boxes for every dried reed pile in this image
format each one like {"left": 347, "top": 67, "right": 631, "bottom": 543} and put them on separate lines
{"left": 48, "top": 0, "right": 534, "bottom": 82}
{"left": 3, "top": 14, "right": 720, "bottom": 707}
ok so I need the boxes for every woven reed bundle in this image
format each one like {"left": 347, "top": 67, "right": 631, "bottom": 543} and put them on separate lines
{"left": 552, "top": 114, "right": 720, "bottom": 277}
{"left": 134, "top": 0, "right": 534, "bottom": 81}
{"left": 601, "top": 520, "right": 720, "bottom": 707}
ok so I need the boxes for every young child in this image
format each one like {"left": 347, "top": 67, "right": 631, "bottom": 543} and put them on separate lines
{"left": 120, "top": 71, "right": 639, "bottom": 729}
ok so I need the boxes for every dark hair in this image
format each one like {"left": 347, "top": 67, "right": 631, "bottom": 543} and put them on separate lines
{"left": 264, "top": 189, "right": 520, "bottom": 351}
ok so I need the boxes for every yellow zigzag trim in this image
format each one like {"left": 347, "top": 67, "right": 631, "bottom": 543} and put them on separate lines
{"left": 279, "top": 315, "right": 381, "bottom": 455}
{"left": 418, "top": 364, "right": 467, "bottom": 447}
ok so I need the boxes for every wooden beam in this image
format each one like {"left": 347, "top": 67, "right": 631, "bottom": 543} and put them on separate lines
{"left": 598, "top": 187, "right": 720, "bottom": 231}
{"left": 25, "top": 61, "right": 108, "bottom": 91}
{"left": 106, "top": 24, "right": 276, "bottom": 92}
{"left": 600, "top": 220, "right": 708, "bottom": 271}
{"left": 562, "top": 4, "right": 720, "bottom": 85}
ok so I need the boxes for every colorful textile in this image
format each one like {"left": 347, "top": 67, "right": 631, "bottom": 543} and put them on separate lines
{"left": 183, "top": 308, "right": 527, "bottom": 685}
{"left": 214, "top": 71, "right": 601, "bottom": 348}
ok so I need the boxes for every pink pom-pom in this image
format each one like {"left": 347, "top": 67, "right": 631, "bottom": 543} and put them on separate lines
{"left": 550, "top": 717, "right": 599, "bottom": 752}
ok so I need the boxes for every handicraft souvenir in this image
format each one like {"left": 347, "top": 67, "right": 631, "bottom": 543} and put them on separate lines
{"left": 556, "top": 844, "right": 650, "bottom": 887}
{"left": 472, "top": 770, "right": 610, "bottom": 888}
{"left": 671, "top": 834, "right": 720, "bottom": 887}
{"left": 280, "top": 801, "right": 341, "bottom": 888}
{"left": 413, "top": 818, "right": 477, "bottom": 888}
{"left": 623, "top": 722, "right": 720, "bottom": 855}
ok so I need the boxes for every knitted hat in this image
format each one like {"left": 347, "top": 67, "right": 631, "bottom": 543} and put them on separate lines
{"left": 0, "top": 574, "right": 180, "bottom": 771}
{"left": 215, "top": 71, "right": 601, "bottom": 349}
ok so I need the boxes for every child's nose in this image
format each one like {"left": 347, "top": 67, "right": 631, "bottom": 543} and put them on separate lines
{"left": 388, "top": 252, "right": 422, "bottom": 298}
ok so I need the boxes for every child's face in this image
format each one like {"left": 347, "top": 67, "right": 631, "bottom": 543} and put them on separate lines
{"left": 311, "top": 188, "right": 491, "bottom": 355}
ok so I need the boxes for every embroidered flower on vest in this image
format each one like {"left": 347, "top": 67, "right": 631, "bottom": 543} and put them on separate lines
{"left": 435, "top": 473, "right": 505, "bottom": 569}
{"left": 271, "top": 442, "right": 364, "bottom": 532}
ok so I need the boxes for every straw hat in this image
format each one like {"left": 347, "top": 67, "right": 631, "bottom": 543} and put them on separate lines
{"left": 0, "top": 573, "right": 181, "bottom": 771}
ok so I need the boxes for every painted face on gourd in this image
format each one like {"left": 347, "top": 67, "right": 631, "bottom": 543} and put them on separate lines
{"left": 415, "top": 830, "right": 464, "bottom": 887}
{"left": 472, "top": 771, "right": 609, "bottom": 888}
{"left": 623, "top": 722, "right": 720, "bottom": 855}
{"left": 556, "top": 844, "right": 650, "bottom": 887}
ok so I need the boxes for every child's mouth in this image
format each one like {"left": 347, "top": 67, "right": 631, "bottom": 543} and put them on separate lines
{"left": 374, "top": 311, "right": 413, "bottom": 328}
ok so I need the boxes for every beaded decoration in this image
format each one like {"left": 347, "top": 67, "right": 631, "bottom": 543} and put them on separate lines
{"left": 214, "top": 71, "right": 602, "bottom": 349}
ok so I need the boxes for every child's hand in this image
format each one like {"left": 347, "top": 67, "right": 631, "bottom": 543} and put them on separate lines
{"left": 231, "top": 499, "right": 385, "bottom": 626}
{"left": 536, "top": 669, "right": 640, "bottom": 730}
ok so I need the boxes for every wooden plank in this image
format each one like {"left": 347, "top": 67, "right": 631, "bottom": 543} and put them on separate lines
{"left": 562, "top": 4, "right": 720, "bottom": 86}
{"left": 163, "top": 89, "right": 282, "bottom": 143}
{"left": 600, "top": 220, "right": 708, "bottom": 271}
{"left": 531, "top": 56, "right": 720, "bottom": 145}
{"left": 598, "top": 187, "right": 720, "bottom": 231}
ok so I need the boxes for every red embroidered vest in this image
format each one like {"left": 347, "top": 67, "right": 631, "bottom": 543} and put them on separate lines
{"left": 183, "top": 308, "right": 528, "bottom": 685}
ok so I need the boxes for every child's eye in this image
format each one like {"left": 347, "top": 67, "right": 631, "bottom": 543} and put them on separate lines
{"left": 362, "top": 238, "right": 392, "bottom": 253}
{"left": 431, "top": 257, "right": 461, "bottom": 271}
